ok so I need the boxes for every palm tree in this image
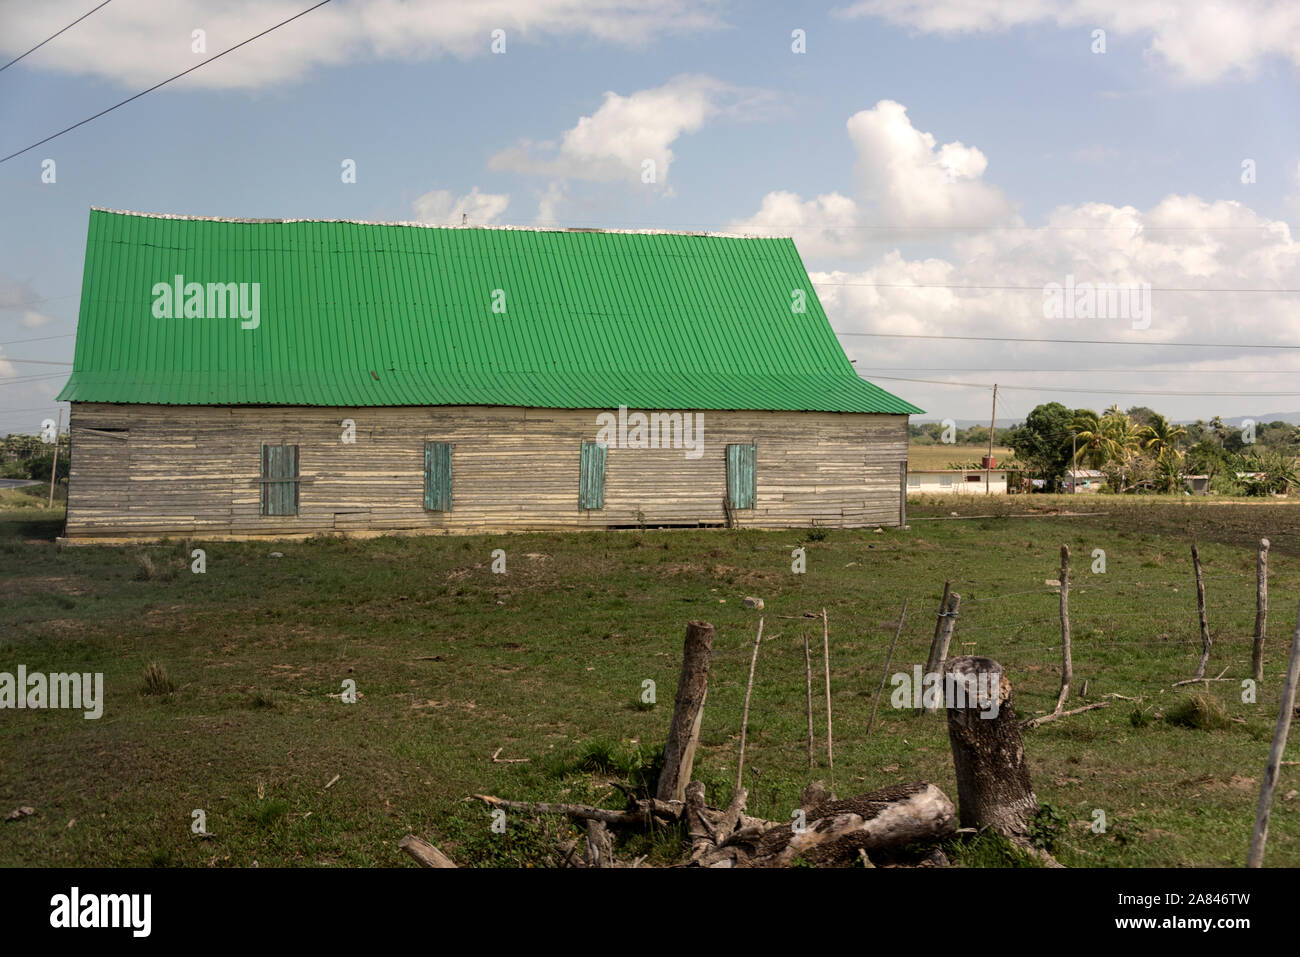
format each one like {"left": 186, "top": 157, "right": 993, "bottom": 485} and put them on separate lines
{"left": 1138, "top": 413, "right": 1188, "bottom": 456}
{"left": 1101, "top": 409, "right": 1144, "bottom": 490}
{"left": 1070, "top": 410, "right": 1116, "bottom": 470}
{"left": 1209, "top": 415, "right": 1227, "bottom": 447}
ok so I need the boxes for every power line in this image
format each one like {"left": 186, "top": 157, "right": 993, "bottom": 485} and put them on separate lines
{"left": 0, "top": 0, "right": 333, "bottom": 164}
{"left": 0, "top": 358, "right": 73, "bottom": 366}
{"left": 0, "top": 0, "right": 115, "bottom": 73}
{"left": 0, "top": 335, "right": 75, "bottom": 347}
{"left": 837, "top": 331, "right": 1300, "bottom": 349}
{"left": 857, "top": 367, "right": 1294, "bottom": 374}
{"left": 815, "top": 280, "right": 1300, "bottom": 292}
{"left": 863, "top": 373, "right": 1300, "bottom": 397}
{"left": 0, "top": 373, "right": 67, "bottom": 386}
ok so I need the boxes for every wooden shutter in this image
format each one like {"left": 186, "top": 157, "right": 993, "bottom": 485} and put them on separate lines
{"left": 261, "top": 443, "right": 299, "bottom": 516}
{"left": 726, "top": 443, "right": 756, "bottom": 509}
{"left": 579, "top": 441, "right": 606, "bottom": 510}
{"left": 425, "top": 442, "right": 452, "bottom": 511}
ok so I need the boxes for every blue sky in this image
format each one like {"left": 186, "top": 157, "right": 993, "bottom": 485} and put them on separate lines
{"left": 2, "top": 0, "right": 1299, "bottom": 433}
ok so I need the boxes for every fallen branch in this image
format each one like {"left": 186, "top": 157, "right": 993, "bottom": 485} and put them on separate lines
{"left": 1172, "top": 666, "right": 1230, "bottom": 688}
{"left": 1022, "top": 700, "right": 1110, "bottom": 729}
{"left": 398, "top": 834, "right": 457, "bottom": 868}
{"left": 473, "top": 793, "right": 682, "bottom": 826}
{"left": 491, "top": 747, "right": 530, "bottom": 763}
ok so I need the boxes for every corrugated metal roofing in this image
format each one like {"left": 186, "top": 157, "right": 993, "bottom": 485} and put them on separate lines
{"left": 57, "top": 208, "right": 923, "bottom": 415}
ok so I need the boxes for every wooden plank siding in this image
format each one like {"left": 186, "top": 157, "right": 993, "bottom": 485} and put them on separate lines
{"left": 64, "top": 403, "right": 908, "bottom": 539}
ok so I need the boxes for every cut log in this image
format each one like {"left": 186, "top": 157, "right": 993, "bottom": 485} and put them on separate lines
{"left": 714, "top": 786, "right": 748, "bottom": 844}
{"left": 656, "top": 620, "right": 714, "bottom": 803}
{"left": 684, "top": 781, "right": 714, "bottom": 862}
{"left": 398, "top": 834, "right": 457, "bottom": 868}
{"left": 943, "top": 656, "right": 1038, "bottom": 841}
{"left": 721, "top": 782, "right": 957, "bottom": 868}
{"left": 585, "top": 819, "right": 614, "bottom": 868}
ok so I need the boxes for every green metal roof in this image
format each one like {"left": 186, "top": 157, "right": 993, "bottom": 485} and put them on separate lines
{"left": 57, "top": 208, "right": 922, "bottom": 415}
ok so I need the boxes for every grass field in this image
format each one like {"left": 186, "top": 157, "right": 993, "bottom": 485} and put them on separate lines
{"left": 908, "top": 443, "right": 1016, "bottom": 470}
{"left": 3, "top": 492, "right": 1298, "bottom": 867}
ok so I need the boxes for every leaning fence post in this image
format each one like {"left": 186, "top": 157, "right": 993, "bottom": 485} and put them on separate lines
{"left": 918, "top": 581, "right": 952, "bottom": 716}
{"left": 656, "top": 620, "right": 713, "bottom": 803}
{"left": 1247, "top": 600, "right": 1300, "bottom": 867}
{"left": 1252, "top": 538, "right": 1269, "bottom": 684}
{"left": 925, "top": 592, "right": 961, "bottom": 713}
{"left": 867, "top": 599, "right": 909, "bottom": 735}
{"left": 735, "top": 618, "right": 764, "bottom": 793}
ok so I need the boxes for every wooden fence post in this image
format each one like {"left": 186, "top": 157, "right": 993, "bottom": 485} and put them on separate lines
{"left": 918, "top": 581, "right": 952, "bottom": 715}
{"left": 1191, "top": 544, "right": 1212, "bottom": 681}
{"left": 1247, "top": 600, "right": 1300, "bottom": 867}
{"left": 925, "top": 592, "right": 961, "bottom": 713}
{"left": 1055, "top": 545, "right": 1072, "bottom": 713}
{"left": 822, "top": 608, "right": 834, "bottom": 791}
{"left": 656, "top": 620, "right": 714, "bottom": 803}
{"left": 735, "top": 618, "right": 764, "bottom": 793}
{"left": 1252, "top": 538, "right": 1269, "bottom": 684}
{"left": 867, "top": 599, "right": 908, "bottom": 735}
{"left": 803, "top": 632, "right": 814, "bottom": 768}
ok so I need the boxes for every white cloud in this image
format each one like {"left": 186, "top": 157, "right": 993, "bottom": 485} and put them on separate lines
{"left": 489, "top": 74, "right": 742, "bottom": 186}
{"left": 0, "top": 0, "right": 725, "bottom": 90}
{"left": 20, "top": 310, "right": 53, "bottom": 329}
{"left": 534, "top": 181, "right": 568, "bottom": 225}
{"left": 727, "top": 190, "right": 863, "bottom": 259}
{"left": 815, "top": 195, "right": 1300, "bottom": 419}
{"left": 834, "top": 0, "right": 1300, "bottom": 83}
{"left": 847, "top": 100, "right": 1013, "bottom": 230}
{"left": 412, "top": 187, "right": 509, "bottom": 225}
{"left": 731, "top": 100, "right": 1014, "bottom": 252}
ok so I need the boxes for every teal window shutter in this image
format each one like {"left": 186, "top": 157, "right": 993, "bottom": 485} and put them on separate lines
{"left": 579, "top": 441, "right": 606, "bottom": 510}
{"left": 261, "top": 443, "right": 299, "bottom": 516}
{"left": 727, "top": 443, "right": 756, "bottom": 509}
{"left": 425, "top": 442, "right": 452, "bottom": 511}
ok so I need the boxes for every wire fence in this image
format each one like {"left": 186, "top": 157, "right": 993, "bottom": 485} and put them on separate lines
{"left": 622, "top": 538, "right": 1293, "bottom": 809}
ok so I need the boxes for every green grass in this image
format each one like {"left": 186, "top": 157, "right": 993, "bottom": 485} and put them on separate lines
{"left": 1, "top": 495, "right": 1298, "bottom": 867}
{"left": 908, "top": 444, "right": 1015, "bottom": 470}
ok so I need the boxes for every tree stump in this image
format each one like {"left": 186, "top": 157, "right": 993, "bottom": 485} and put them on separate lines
{"left": 656, "top": 620, "right": 714, "bottom": 803}
{"left": 943, "top": 656, "right": 1039, "bottom": 840}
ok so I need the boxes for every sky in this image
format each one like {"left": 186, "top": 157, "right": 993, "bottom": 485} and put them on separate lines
{"left": 1, "top": 0, "right": 1299, "bottom": 434}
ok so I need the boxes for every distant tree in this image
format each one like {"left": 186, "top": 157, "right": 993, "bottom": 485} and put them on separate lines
{"left": 1125, "top": 405, "right": 1159, "bottom": 428}
{"left": 1006, "top": 402, "right": 1075, "bottom": 488}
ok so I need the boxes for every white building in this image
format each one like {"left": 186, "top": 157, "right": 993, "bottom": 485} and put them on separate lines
{"left": 907, "top": 467, "right": 1008, "bottom": 495}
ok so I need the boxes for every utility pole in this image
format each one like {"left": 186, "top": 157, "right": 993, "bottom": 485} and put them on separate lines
{"left": 47, "top": 407, "right": 63, "bottom": 509}
{"left": 1070, "top": 431, "right": 1077, "bottom": 495}
{"left": 985, "top": 383, "right": 998, "bottom": 494}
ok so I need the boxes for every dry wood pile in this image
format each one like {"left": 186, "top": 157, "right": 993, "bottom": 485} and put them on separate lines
{"left": 400, "top": 620, "right": 1059, "bottom": 869}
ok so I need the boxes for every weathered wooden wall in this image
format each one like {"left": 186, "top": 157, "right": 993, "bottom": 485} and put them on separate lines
{"left": 65, "top": 404, "right": 908, "bottom": 539}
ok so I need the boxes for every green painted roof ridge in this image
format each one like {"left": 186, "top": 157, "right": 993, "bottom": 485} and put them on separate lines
{"left": 87, "top": 206, "right": 786, "bottom": 242}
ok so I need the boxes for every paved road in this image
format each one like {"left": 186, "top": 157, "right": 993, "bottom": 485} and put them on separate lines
{"left": 0, "top": 479, "right": 41, "bottom": 488}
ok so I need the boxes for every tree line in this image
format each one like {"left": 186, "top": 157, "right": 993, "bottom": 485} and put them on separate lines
{"left": 1001, "top": 403, "right": 1298, "bottom": 495}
